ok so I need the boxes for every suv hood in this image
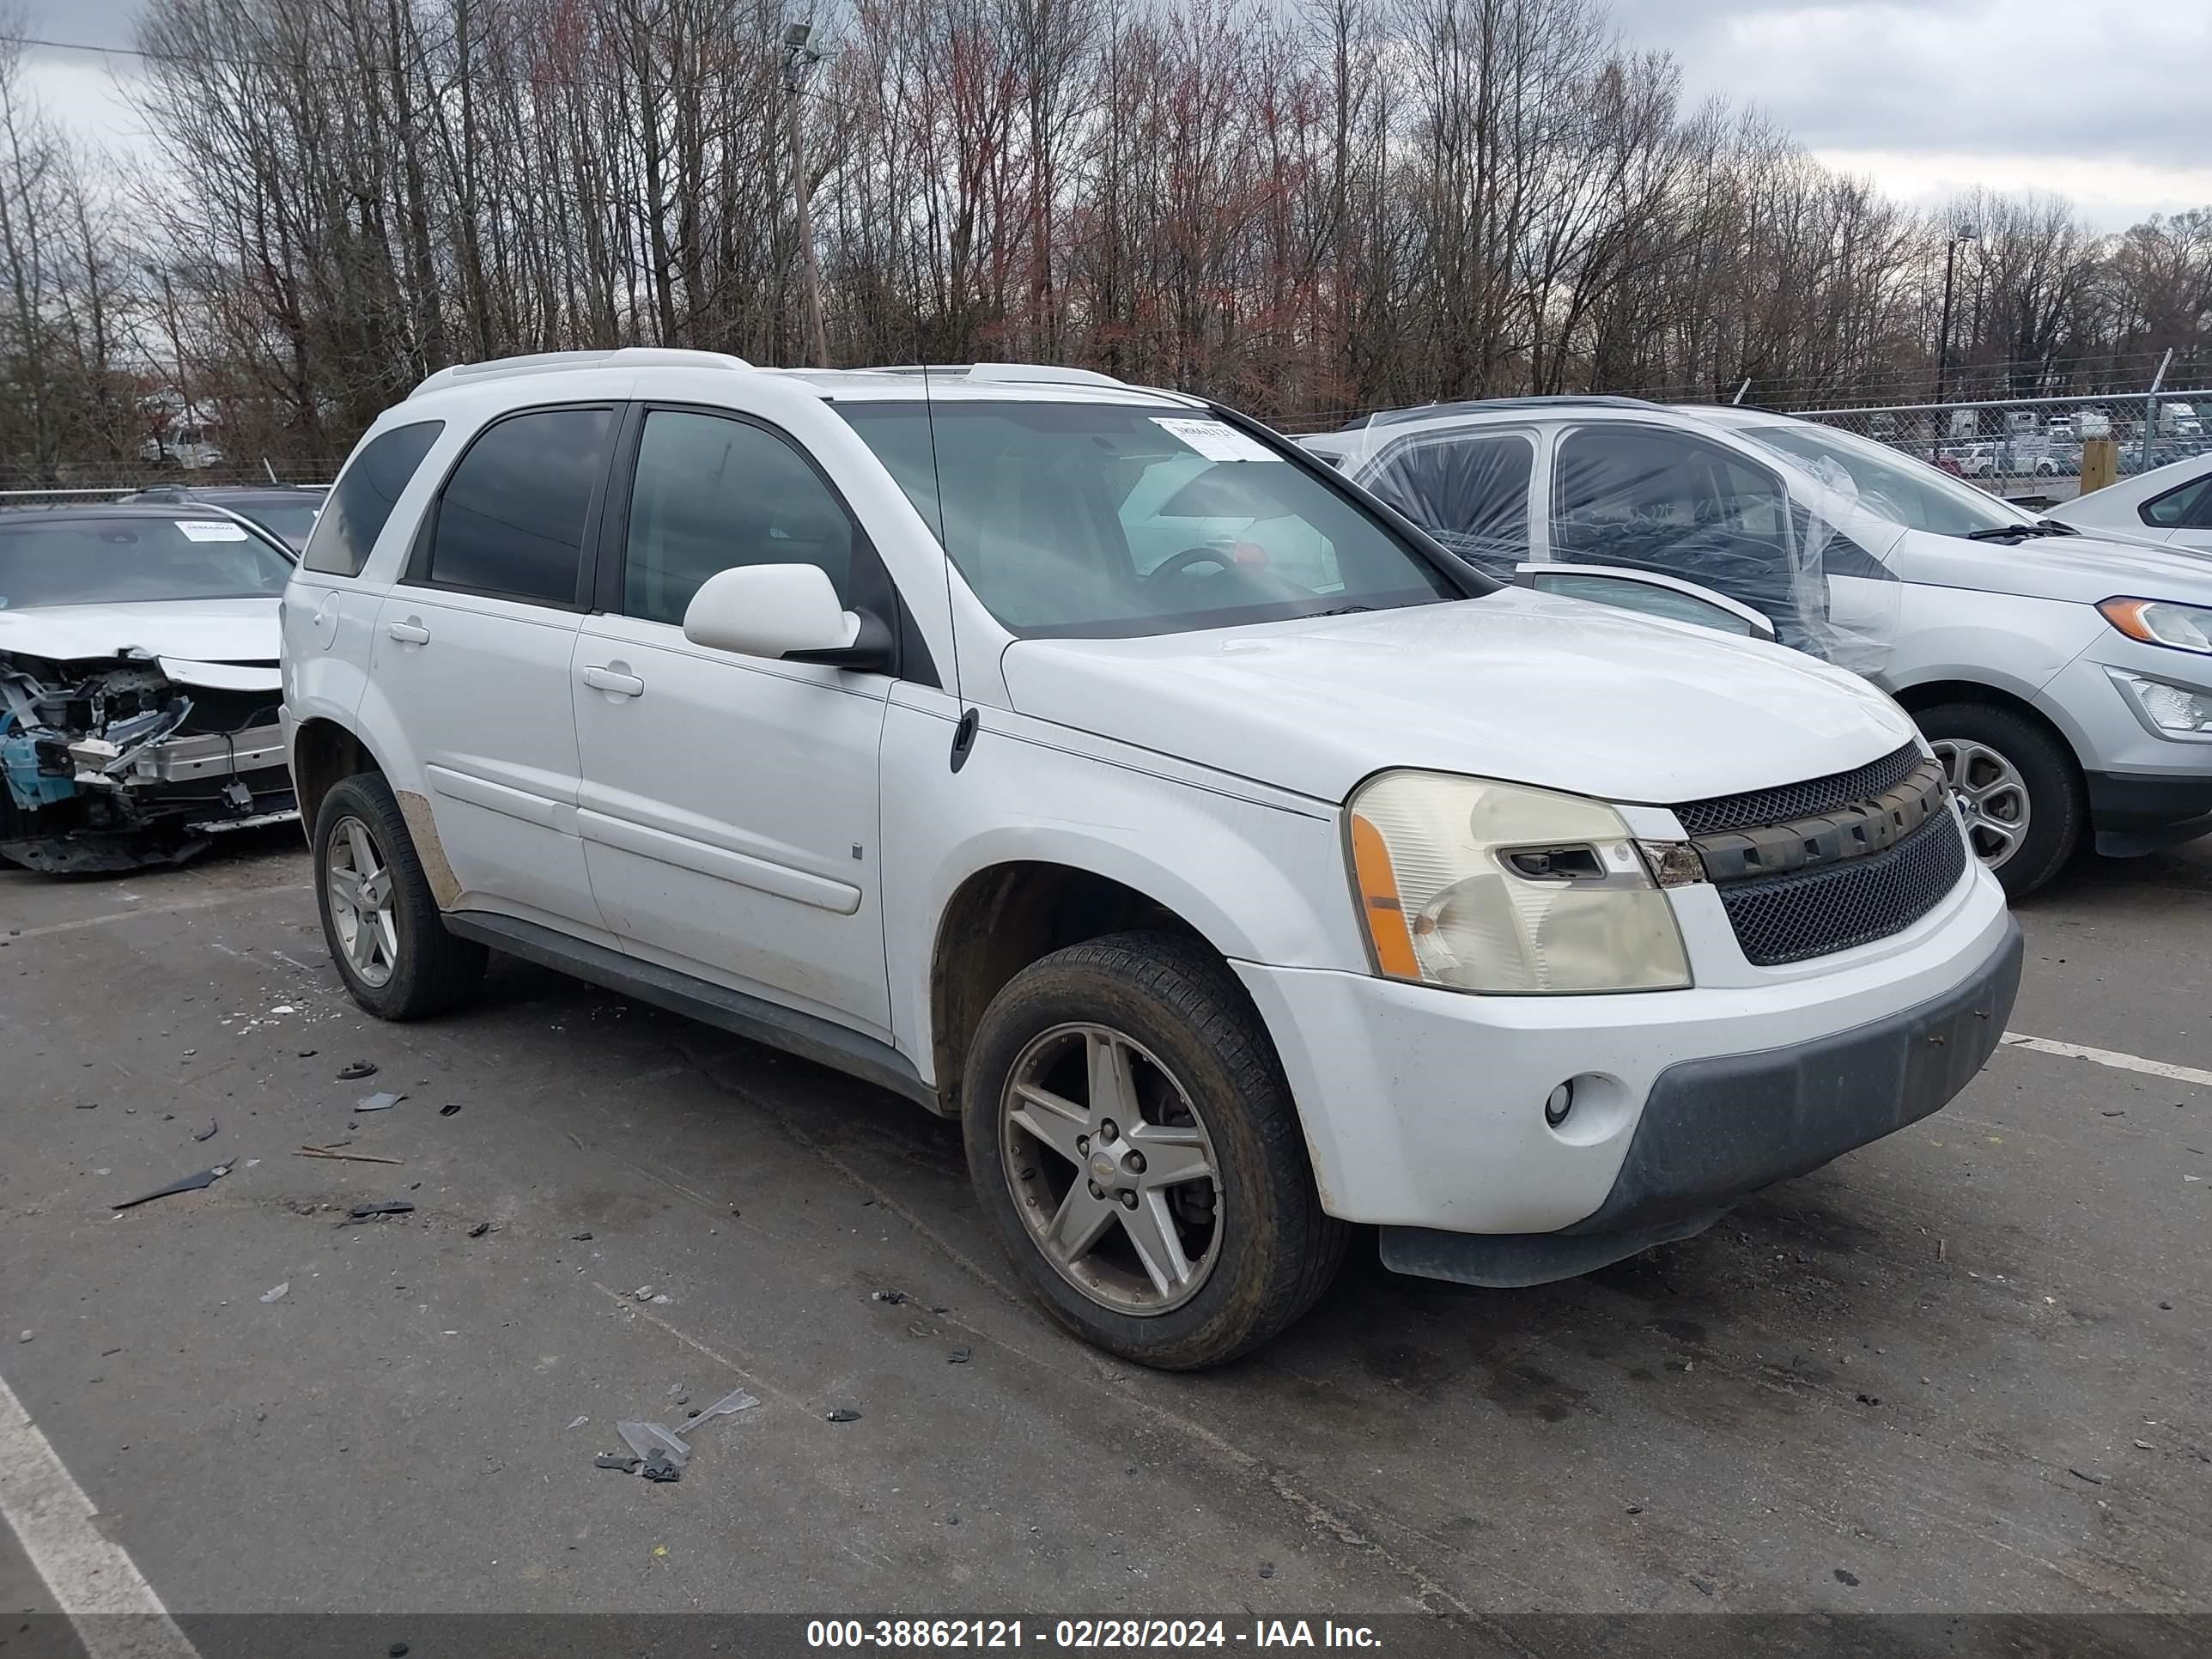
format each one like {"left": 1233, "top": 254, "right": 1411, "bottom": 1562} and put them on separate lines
{"left": 1887, "top": 531, "right": 2212, "bottom": 605}
{"left": 1000, "top": 590, "right": 1916, "bottom": 806}
{"left": 0, "top": 599, "right": 280, "bottom": 685}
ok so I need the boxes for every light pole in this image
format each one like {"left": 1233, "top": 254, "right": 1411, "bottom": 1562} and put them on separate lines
{"left": 1935, "top": 222, "right": 1977, "bottom": 410}
{"left": 783, "top": 21, "right": 830, "bottom": 369}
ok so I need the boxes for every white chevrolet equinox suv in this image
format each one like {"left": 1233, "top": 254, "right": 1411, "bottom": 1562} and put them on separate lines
{"left": 282, "top": 349, "right": 2021, "bottom": 1368}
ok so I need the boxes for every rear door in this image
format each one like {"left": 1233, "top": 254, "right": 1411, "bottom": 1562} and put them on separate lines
{"left": 570, "top": 403, "right": 895, "bottom": 1037}
{"left": 369, "top": 404, "right": 617, "bottom": 932}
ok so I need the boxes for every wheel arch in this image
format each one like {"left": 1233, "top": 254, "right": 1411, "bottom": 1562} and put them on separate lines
{"left": 1892, "top": 678, "right": 2088, "bottom": 780}
{"left": 289, "top": 717, "right": 387, "bottom": 837}
{"left": 927, "top": 859, "right": 1261, "bottom": 1121}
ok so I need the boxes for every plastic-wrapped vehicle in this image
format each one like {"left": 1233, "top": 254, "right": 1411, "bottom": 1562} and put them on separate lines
{"left": 1307, "top": 398, "right": 2212, "bottom": 896}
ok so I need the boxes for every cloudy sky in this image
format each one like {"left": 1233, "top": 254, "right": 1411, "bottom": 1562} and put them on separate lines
{"left": 13, "top": 0, "right": 2212, "bottom": 231}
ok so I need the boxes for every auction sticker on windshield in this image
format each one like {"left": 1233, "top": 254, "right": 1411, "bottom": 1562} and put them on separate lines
{"left": 176, "top": 520, "right": 251, "bottom": 541}
{"left": 1152, "top": 418, "right": 1279, "bottom": 463}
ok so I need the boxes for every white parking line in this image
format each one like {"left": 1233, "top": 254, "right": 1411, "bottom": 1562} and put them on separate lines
{"left": 2003, "top": 1031, "right": 2212, "bottom": 1091}
{"left": 0, "top": 1370, "right": 199, "bottom": 1658}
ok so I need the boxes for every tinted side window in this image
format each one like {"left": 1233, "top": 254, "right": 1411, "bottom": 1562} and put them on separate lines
{"left": 622, "top": 410, "right": 856, "bottom": 626}
{"left": 2142, "top": 474, "right": 2212, "bottom": 529}
{"left": 302, "top": 421, "right": 443, "bottom": 576}
{"left": 428, "top": 407, "right": 611, "bottom": 604}
{"left": 1365, "top": 434, "right": 1533, "bottom": 578}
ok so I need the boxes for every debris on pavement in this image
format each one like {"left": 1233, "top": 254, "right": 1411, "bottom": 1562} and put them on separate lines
{"left": 15, "top": 1331, "right": 30, "bottom": 1343}
{"left": 632, "top": 1285, "right": 654, "bottom": 1301}
{"left": 871, "top": 1289, "right": 909, "bottom": 1305}
{"left": 570, "top": 1231, "right": 592, "bottom": 1241}
{"left": 439, "top": 1103, "right": 461, "bottom": 1116}
{"left": 640, "top": 1449, "right": 682, "bottom": 1482}
{"left": 467, "top": 1221, "right": 492, "bottom": 1238}
{"left": 687, "top": 1388, "right": 760, "bottom": 1427}
{"left": 337, "top": 1061, "right": 378, "bottom": 1080}
{"left": 295, "top": 1146, "right": 404, "bottom": 1165}
{"left": 948, "top": 1346, "right": 971, "bottom": 1364}
{"left": 356, "top": 1091, "right": 404, "bottom": 1113}
{"left": 193, "top": 1119, "right": 218, "bottom": 1142}
{"left": 113, "top": 1162, "right": 231, "bottom": 1209}
{"left": 347, "top": 1200, "right": 416, "bottom": 1220}
{"left": 567, "top": 1415, "right": 589, "bottom": 1431}
{"left": 615, "top": 1420, "right": 691, "bottom": 1468}
{"left": 2069, "top": 1467, "right": 2109, "bottom": 1486}
{"left": 296, "top": 1049, "right": 317, "bottom": 1059}
{"left": 593, "top": 1454, "right": 642, "bottom": 1473}
{"left": 825, "top": 1408, "right": 862, "bottom": 1423}
{"left": 260, "top": 1283, "right": 289, "bottom": 1303}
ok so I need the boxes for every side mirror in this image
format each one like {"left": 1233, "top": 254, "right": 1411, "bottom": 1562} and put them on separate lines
{"left": 681, "top": 563, "right": 893, "bottom": 670}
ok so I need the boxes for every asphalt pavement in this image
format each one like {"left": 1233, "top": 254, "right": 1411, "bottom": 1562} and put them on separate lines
{"left": 1, "top": 827, "right": 2207, "bottom": 1640}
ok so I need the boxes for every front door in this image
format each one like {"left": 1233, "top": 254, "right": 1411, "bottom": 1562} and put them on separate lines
{"left": 571, "top": 405, "right": 893, "bottom": 1036}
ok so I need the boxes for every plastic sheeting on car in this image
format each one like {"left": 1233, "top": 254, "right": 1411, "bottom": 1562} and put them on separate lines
{"left": 1325, "top": 414, "right": 1897, "bottom": 677}
{"left": 1346, "top": 428, "right": 1535, "bottom": 580}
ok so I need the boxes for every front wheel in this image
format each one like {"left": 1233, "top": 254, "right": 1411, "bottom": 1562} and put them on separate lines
{"left": 963, "top": 932, "right": 1346, "bottom": 1369}
{"left": 313, "top": 772, "right": 487, "bottom": 1018}
{"left": 1918, "top": 702, "right": 2084, "bottom": 898}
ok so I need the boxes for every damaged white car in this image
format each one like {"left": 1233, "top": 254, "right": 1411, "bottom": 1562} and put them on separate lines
{"left": 0, "top": 503, "right": 298, "bottom": 872}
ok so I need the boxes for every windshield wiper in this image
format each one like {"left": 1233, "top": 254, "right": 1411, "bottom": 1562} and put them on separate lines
{"left": 2035, "top": 518, "right": 2081, "bottom": 535}
{"left": 1304, "top": 605, "right": 1376, "bottom": 617}
{"left": 1963, "top": 523, "right": 2066, "bottom": 542}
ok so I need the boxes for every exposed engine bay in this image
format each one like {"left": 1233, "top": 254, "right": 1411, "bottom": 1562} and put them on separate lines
{"left": 0, "top": 648, "right": 295, "bottom": 873}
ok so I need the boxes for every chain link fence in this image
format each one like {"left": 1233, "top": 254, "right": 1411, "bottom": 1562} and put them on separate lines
{"left": 1762, "top": 388, "right": 2212, "bottom": 506}
{"left": 0, "top": 459, "right": 341, "bottom": 508}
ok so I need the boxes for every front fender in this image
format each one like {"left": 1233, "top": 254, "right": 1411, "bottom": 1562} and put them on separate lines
{"left": 878, "top": 698, "right": 1361, "bottom": 1085}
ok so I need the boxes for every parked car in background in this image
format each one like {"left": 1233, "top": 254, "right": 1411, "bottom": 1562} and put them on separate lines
{"left": 1306, "top": 397, "right": 2212, "bottom": 896}
{"left": 139, "top": 424, "right": 225, "bottom": 471}
{"left": 122, "top": 483, "right": 329, "bottom": 553}
{"left": 282, "top": 349, "right": 2020, "bottom": 1367}
{"left": 2048, "top": 452, "right": 2212, "bottom": 553}
{"left": 0, "top": 502, "right": 297, "bottom": 872}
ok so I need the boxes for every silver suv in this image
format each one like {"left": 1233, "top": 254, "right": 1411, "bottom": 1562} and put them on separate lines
{"left": 1306, "top": 398, "right": 2212, "bottom": 896}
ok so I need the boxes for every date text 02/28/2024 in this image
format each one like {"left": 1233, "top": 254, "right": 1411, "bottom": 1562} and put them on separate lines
{"left": 805, "top": 1620, "right": 1383, "bottom": 1649}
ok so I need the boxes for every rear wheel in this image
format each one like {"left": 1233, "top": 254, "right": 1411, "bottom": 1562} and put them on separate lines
{"left": 1917, "top": 702, "right": 2083, "bottom": 898}
{"left": 963, "top": 931, "right": 1346, "bottom": 1369}
{"left": 313, "top": 772, "right": 486, "bottom": 1018}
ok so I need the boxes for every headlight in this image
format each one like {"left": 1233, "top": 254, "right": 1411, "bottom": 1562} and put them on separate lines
{"left": 2111, "top": 670, "right": 2212, "bottom": 735}
{"left": 1346, "top": 771, "right": 1692, "bottom": 994}
{"left": 2100, "top": 597, "right": 2212, "bottom": 655}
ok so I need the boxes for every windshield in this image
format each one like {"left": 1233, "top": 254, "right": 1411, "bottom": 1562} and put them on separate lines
{"left": 0, "top": 516, "right": 294, "bottom": 609}
{"left": 231, "top": 501, "right": 323, "bottom": 551}
{"left": 838, "top": 401, "right": 1463, "bottom": 637}
{"left": 1735, "top": 422, "right": 2032, "bottom": 537}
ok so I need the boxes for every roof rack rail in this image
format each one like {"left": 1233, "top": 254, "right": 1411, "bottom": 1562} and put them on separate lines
{"left": 1346, "top": 393, "right": 1657, "bottom": 428}
{"left": 827, "top": 362, "right": 1128, "bottom": 387}
{"left": 408, "top": 347, "right": 754, "bottom": 400}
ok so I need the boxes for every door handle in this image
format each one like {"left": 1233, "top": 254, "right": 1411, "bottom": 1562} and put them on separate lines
{"left": 581, "top": 664, "right": 646, "bottom": 698}
{"left": 386, "top": 618, "right": 431, "bottom": 645}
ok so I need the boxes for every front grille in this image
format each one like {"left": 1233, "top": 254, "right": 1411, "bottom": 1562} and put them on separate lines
{"left": 1717, "top": 810, "right": 1968, "bottom": 966}
{"left": 1674, "top": 741, "right": 1925, "bottom": 838}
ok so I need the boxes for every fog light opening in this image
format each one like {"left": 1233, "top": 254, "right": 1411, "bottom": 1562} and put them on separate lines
{"left": 1543, "top": 1081, "right": 1575, "bottom": 1127}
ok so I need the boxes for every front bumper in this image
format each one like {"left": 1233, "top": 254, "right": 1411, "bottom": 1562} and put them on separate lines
{"left": 1381, "top": 917, "right": 2020, "bottom": 1285}
{"left": 2033, "top": 646, "right": 2212, "bottom": 854}
{"left": 1234, "top": 859, "right": 2018, "bottom": 1261}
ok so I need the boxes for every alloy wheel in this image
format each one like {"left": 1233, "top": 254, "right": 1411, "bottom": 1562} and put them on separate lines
{"left": 1000, "top": 1023, "right": 1223, "bottom": 1315}
{"left": 325, "top": 815, "right": 400, "bottom": 988}
{"left": 1932, "top": 737, "right": 2031, "bottom": 869}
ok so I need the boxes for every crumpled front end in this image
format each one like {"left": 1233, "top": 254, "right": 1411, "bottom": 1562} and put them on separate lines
{"left": 0, "top": 651, "right": 295, "bottom": 873}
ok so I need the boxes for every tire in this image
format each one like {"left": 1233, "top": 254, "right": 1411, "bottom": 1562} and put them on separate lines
{"left": 1917, "top": 702, "right": 2084, "bottom": 899}
{"left": 313, "top": 771, "right": 486, "bottom": 1018}
{"left": 962, "top": 930, "right": 1346, "bottom": 1369}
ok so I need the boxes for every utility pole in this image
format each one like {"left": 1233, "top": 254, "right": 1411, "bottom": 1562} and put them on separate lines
{"left": 1935, "top": 222, "right": 1977, "bottom": 409}
{"left": 783, "top": 22, "right": 830, "bottom": 369}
